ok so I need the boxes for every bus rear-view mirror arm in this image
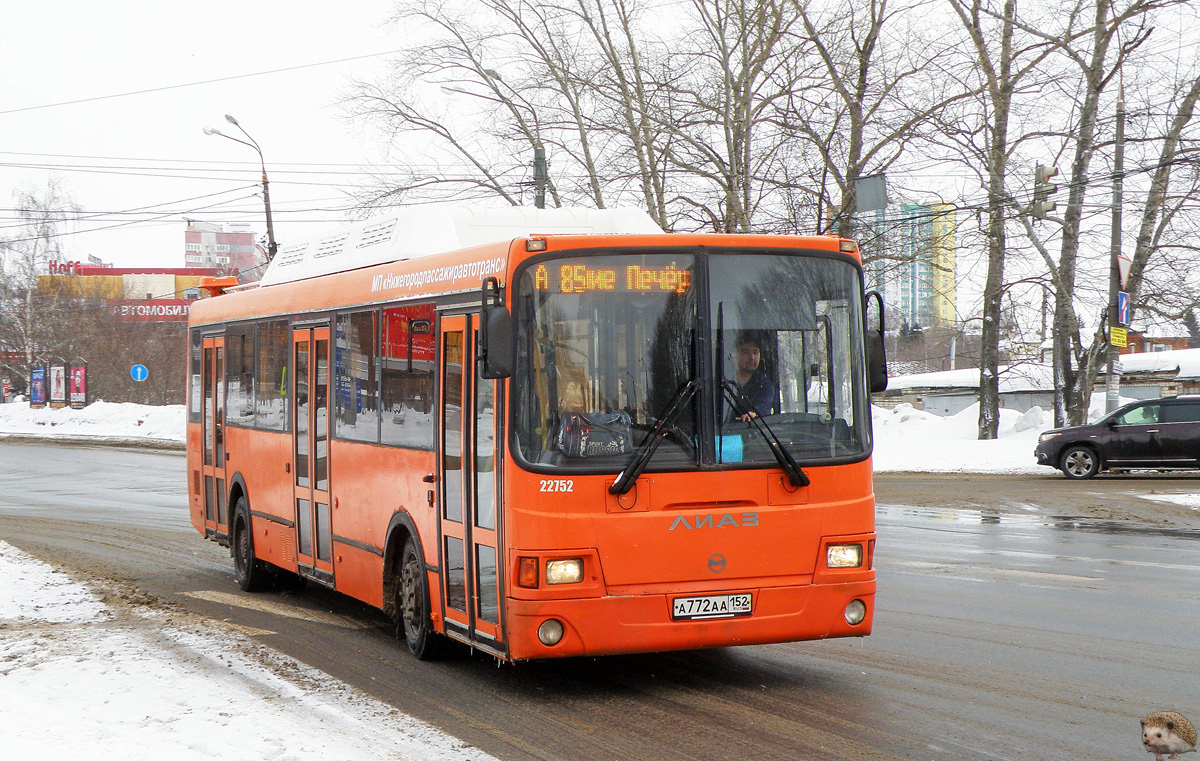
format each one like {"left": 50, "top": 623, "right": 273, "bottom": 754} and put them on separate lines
{"left": 479, "top": 277, "right": 512, "bottom": 379}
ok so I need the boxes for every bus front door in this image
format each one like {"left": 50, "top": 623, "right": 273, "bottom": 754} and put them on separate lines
{"left": 438, "top": 314, "right": 503, "bottom": 653}
{"left": 291, "top": 326, "right": 334, "bottom": 585}
{"left": 201, "top": 336, "right": 228, "bottom": 539}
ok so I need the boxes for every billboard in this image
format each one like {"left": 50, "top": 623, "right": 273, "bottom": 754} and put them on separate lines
{"left": 49, "top": 365, "right": 68, "bottom": 408}
{"left": 30, "top": 366, "right": 46, "bottom": 408}
{"left": 70, "top": 365, "right": 88, "bottom": 409}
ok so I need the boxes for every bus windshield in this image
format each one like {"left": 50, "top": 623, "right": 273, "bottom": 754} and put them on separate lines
{"left": 512, "top": 250, "right": 870, "bottom": 472}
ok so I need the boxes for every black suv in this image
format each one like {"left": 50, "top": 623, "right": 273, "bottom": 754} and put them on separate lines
{"left": 1035, "top": 396, "right": 1200, "bottom": 479}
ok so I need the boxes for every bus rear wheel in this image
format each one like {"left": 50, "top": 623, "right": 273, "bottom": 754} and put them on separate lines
{"left": 232, "top": 497, "right": 266, "bottom": 592}
{"left": 397, "top": 538, "right": 443, "bottom": 660}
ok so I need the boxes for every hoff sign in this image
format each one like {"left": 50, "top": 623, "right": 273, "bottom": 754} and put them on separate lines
{"left": 49, "top": 260, "right": 83, "bottom": 275}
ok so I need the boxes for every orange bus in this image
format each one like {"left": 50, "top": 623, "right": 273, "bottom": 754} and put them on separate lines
{"left": 187, "top": 207, "right": 887, "bottom": 661}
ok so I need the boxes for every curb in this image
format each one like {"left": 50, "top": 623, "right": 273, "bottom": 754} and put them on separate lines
{"left": 0, "top": 434, "right": 185, "bottom": 452}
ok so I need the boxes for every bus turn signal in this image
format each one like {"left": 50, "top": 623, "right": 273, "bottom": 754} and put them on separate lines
{"left": 518, "top": 557, "right": 539, "bottom": 588}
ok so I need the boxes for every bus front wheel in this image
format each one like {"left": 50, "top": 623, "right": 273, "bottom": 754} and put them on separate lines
{"left": 232, "top": 497, "right": 266, "bottom": 592}
{"left": 397, "top": 538, "right": 443, "bottom": 660}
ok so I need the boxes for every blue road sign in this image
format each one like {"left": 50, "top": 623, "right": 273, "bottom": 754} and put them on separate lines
{"left": 130, "top": 364, "right": 149, "bottom": 382}
{"left": 1117, "top": 291, "right": 1131, "bottom": 326}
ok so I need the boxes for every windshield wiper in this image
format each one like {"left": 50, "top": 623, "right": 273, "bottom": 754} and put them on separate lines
{"left": 721, "top": 380, "right": 810, "bottom": 488}
{"left": 609, "top": 378, "right": 699, "bottom": 495}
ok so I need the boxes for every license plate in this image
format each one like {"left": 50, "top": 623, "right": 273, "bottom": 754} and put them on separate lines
{"left": 671, "top": 593, "right": 753, "bottom": 620}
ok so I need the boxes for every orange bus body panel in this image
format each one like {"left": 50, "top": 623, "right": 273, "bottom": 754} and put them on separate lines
{"left": 325, "top": 439, "right": 437, "bottom": 607}
{"left": 187, "top": 425, "right": 203, "bottom": 534}
{"left": 187, "top": 229, "right": 876, "bottom": 661}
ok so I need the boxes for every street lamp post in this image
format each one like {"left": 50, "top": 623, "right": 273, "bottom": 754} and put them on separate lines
{"left": 203, "top": 114, "right": 278, "bottom": 261}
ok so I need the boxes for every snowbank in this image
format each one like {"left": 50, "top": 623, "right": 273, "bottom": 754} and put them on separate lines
{"left": 0, "top": 400, "right": 184, "bottom": 445}
{"left": 871, "top": 402, "right": 1047, "bottom": 473}
{"left": 0, "top": 540, "right": 495, "bottom": 760}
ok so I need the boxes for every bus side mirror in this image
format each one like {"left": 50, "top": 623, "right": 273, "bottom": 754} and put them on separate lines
{"left": 865, "top": 290, "right": 888, "bottom": 393}
{"left": 479, "top": 277, "right": 512, "bottom": 379}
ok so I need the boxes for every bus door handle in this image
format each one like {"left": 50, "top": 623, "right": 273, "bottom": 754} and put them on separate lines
{"left": 422, "top": 473, "right": 436, "bottom": 483}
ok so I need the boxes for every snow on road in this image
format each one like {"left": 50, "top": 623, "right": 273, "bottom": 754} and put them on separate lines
{"left": 0, "top": 541, "right": 495, "bottom": 760}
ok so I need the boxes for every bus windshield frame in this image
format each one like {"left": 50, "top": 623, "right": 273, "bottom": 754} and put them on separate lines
{"left": 510, "top": 246, "right": 872, "bottom": 475}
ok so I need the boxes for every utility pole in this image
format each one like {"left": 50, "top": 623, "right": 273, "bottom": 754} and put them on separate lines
{"left": 533, "top": 144, "right": 547, "bottom": 209}
{"left": 204, "top": 115, "right": 278, "bottom": 262}
{"left": 1105, "top": 95, "right": 1125, "bottom": 413}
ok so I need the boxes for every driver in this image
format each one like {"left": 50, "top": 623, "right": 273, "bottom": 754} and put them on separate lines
{"left": 733, "top": 337, "right": 774, "bottom": 421}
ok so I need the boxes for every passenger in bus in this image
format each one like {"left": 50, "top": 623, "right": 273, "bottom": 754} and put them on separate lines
{"left": 732, "top": 336, "right": 774, "bottom": 421}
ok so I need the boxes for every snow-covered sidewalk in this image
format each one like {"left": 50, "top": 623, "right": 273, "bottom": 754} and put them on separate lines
{"left": 0, "top": 400, "right": 185, "bottom": 447}
{"left": 0, "top": 540, "right": 494, "bottom": 760}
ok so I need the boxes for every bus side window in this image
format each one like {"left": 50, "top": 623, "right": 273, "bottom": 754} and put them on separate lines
{"left": 335, "top": 311, "right": 379, "bottom": 442}
{"left": 256, "top": 320, "right": 289, "bottom": 431}
{"left": 226, "top": 324, "right": 255, "bottom": 425}
{"left": 380, "top": 304, "right": 436, "bottom": 449}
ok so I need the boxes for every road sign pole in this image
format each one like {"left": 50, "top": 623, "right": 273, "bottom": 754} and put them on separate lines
{"left": 1105, "top": 95, "right": 1124, "bottom": 414}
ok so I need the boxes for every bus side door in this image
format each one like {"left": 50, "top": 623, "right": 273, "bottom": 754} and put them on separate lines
{"left": 292, "top": 325, "right": 335, "bottom": 584}
{"left": 438, "top": 314, "right": 503, "bottom": 652}
{"left": 201, "top": 335, "right": 228, "bottom": 538}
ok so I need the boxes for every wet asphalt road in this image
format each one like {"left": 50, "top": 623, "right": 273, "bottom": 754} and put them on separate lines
{"left": 0, "top": 441, "right": 1196, "bottom": 760}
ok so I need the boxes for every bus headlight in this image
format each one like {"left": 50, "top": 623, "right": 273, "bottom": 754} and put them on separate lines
{"left": 826, "top": 544, "right": 863, "bottom": 568}
{"left": 545, "top": 558, "right": 583, "bottom": 585}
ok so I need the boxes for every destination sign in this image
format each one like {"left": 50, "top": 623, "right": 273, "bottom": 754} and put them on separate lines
{"left": 532, "top": 262, "right": 691, "bottom": 294}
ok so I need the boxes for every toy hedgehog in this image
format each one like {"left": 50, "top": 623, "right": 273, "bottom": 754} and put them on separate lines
{"left": 1142, "top": 712, "right": 1196, "bottom": 760}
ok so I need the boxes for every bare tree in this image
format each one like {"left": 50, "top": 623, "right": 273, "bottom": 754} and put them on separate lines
{"left": 650, "top": 0, "right": 805, "bottom": 232}
{"left": 944, "top": 0, "right": 1060, "bottom": 438}
{"left": 343, "top": 0, "right": 543, "bottom": 209}
{"left": 1023, "top": 0, "right": 1177, "bottom": 427}
{"left": 0, "top": 179, "right": 81, "bottom": 384}
{"left": 790, "top": 0, "right": 970, "bottom": 238}
{"left": 1122, "top": 68, "right": 1200, "bottom": 335}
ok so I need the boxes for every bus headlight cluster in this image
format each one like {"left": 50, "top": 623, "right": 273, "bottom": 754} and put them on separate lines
{"left": 826, "top": 544, "right": 863, "bottom": 568}
{"left": 545, "top": 558, "right": 583, "bottom": 585}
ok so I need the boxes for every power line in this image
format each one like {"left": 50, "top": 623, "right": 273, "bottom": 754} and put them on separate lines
{"left": 0, "top": 49, "right": 406, "bottom": 116}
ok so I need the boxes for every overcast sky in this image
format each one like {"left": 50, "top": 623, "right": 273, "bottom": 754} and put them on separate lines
{"left": 0, "top": 0, "right": 401, "bottom": 269}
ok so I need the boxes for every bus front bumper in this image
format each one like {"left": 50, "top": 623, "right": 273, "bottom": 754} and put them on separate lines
{"left": 502, "top": 579, "right": 875, "bottom": 661}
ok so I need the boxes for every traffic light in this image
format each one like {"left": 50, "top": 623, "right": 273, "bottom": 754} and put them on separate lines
{"left": 1032, "top": 164, "right": 1058, "bottom": 219}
